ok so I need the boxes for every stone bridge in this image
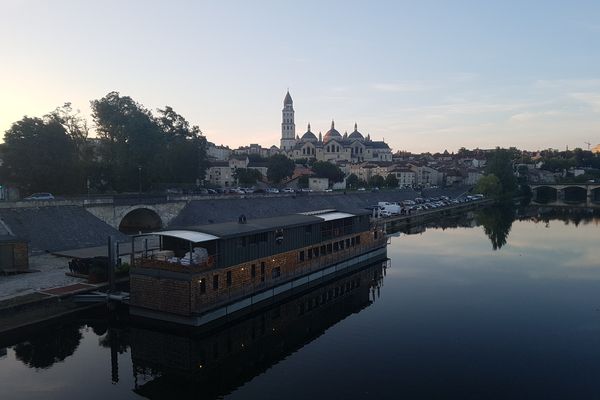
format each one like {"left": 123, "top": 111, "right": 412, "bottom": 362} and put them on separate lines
{"left": 530, "top": 183, "right": 600, "bottom": 207}
{"left": 0, "top": 194, "right": 190, "bottom": 233}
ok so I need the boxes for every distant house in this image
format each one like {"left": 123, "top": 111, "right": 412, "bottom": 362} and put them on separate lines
{"left": 309, "top": 177, "right": 329, "bottom": 191}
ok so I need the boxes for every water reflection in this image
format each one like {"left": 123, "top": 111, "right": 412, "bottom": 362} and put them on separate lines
{"left": 476, "top": 206, "right": 515, "bottom": 250}
{"left": 131, "top": 261, "right": 386, "bottom": 399}
{"left": 13, "top": 322, "right": 82, "bottom": 369}
{"left": 390, "top": 206, "right": 600, "bottom": 252}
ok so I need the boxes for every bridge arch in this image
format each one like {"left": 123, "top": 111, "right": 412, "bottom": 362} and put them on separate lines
{"left": 562, "top": 186, "right": 587, "bottom": 203}
{"left": 118, "top": 207, "right": 163, "bottom": 234}
{"left": 533, "top": 186, "right": 557, "bottom": 203}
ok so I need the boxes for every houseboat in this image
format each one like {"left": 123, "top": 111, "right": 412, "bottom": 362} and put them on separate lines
{"left": 129, "top": 209, "right": 387, "bottom": 326}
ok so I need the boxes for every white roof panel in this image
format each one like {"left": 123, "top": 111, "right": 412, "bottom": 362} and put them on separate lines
{"left": 149, "top": 230, "right": 219, "bottom": 243}
{"left": 313, "top": 212, "right": 355, "bottom": 221}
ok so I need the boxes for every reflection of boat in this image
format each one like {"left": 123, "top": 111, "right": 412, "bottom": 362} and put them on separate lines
{"left": 130, "top": 260, "right": 387, "bottom": 399}
{"left": 130, "top": 210, "right": 387, "bottom": 326}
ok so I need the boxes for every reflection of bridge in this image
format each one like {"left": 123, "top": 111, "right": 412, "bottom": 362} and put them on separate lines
{"left": 530, "top": 183, "right": 600, "bottom": 207}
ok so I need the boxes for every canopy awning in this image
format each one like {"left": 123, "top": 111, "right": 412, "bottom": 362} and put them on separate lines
{"left": 314, "top": 212, "right": 355, "bottom": 221}
{"left": 147, "top": 230, "right": 219, "bottom": 243}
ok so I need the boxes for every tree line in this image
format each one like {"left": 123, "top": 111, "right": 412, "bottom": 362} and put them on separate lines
{"left": 1, "top": 92, "right": 207, "bottom": 195}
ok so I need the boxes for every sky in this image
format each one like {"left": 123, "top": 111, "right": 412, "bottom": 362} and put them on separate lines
{"left": 1, "top": 0, "right": 600, "bottom": 153}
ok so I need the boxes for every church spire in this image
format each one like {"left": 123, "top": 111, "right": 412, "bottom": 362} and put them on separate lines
{"left": 318, "top": 131, "right": 322, "bottom": 142}
{"left": 307, "top": 122, "right": 311, "bottom": 132}
{"left": 354, "top": 122, "right": 357, "bottom": 131}
{"left": 331, "top": 120, "right": 335, "bottom": 129}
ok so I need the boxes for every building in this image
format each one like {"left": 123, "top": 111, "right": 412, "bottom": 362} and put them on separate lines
{"left": 205, "top": 156, "right": 268, "bottom": 187}
{"left": 308, "top": 177, "right": 329, "bottom": 191}
{"left": 206, "top": 142, "right": 232, "bottom": 161}
{"left": 389, "top": 167, "right": 415, "bottom": 187}
{"left": 280, "top": 91, "right": 296, "bottom": 151}
{"left": 280, "top": 92, "right": 392, "bottom": 163}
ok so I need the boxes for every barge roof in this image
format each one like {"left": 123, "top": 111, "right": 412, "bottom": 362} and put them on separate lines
{"left": 186, "top": 214, "right": 321, "bottom": 238}
{"left": 149, "top": 209, "right": 371, "bottom": 242}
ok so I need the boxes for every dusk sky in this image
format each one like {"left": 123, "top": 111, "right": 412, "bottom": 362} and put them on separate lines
{"left": 1, "top": 0, "right": 599, "bottom": 153}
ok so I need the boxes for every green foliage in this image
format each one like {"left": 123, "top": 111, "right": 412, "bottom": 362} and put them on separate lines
{"left": 298, "top": 175, "right": 309, "bottom": 188}
{"left": 2, "top": 115, "right": 82, "bottom": 194}
{"left": 267, "top": 154, "right": 295, "bottom": 183}
{"left": 368, "top": 174, "right": 385, "bottom": 188}
{"left": 156, "top": 106, "right": 208, "bottom": 185}
{"left": 475, "top": 174, "right": 502, "bottom": 198}
{"left": 233, "top": 168, "right": 262, "bottom": 186}
{"left": 89, "top": 92, "right": 208, "bottom": 192}
{"left": 311, "top": 161, "right": 344, "bottom": 183}
{"left": 346, "top": 173, "right": 359, "bottom": 188}
{"left": 91, "top": 92, "right": 165, "bottom": 192}
{"left": 384, "top": 174, "right": 399, "bottom": 188}
{"left": 485, "top": 148, "right": 517, "bottom": 195}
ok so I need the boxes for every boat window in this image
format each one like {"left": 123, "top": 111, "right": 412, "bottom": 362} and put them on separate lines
{"left": 272, "top": 267, "right": 281, "bottom": 279}
{"left": 275, "top": 228, "right": 284, "bottom": 244}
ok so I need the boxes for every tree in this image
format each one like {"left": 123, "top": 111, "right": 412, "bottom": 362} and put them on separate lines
{"left": 475, "top": 174, "right": 502, "bottom": 198}
{"left": 91, "top": 91, "right": 165, "bottom": 192}
{"left": 485, "top": 148, "right": 517, "bottom": 196}
{"left": 156, "top": 106, "right": 207, "bottom": 185}
{"left": 369, "top": 174, "right": 385, "bottom": 188}
{"left": 385, "top": 174, "right": 399, "bottom": 188}
{"left": 346, "top": 173, "right": 359, "bottom": 189}
{"left": 2, "top": 116, "right": 82, "bottom": 194}
{"left": 298, "top": 175, "right": 309, "bottom": 188}
{"left": 311, "top": 161, "right": 344, "bottom": 183}
{"left": 233, "top": 168, "right": 262, "bottom": 186}
{"left": 267, "top": 154, "right": 295, "bottom": 184}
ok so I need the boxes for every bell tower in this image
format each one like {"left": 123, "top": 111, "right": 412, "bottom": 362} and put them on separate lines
{"left": 280, "top": 90, "right": 296, "bottom": 151}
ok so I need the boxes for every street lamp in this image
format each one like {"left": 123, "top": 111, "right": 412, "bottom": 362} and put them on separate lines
{"left": 138, "top": 166, "right": 142, "bottom": 194}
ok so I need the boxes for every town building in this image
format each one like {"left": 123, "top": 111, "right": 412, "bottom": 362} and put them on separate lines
{"left": 205, "top": 155, "right": 268, "bottom": 187}
{"left": 280, "top": 92, "right": 392, "bottom": 163}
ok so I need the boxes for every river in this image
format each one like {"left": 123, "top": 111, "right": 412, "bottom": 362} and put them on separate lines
{"left": 1, "top": 206, "right": 599, "bottom": 399}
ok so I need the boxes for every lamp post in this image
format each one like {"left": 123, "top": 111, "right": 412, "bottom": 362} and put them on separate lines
{"left": 138, "top": 166, "right": 142, "bottom": 194}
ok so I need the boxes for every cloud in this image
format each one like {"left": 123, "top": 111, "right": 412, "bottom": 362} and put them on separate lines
{"left": 570, "top": 92, "right": 600, "bottom": 112}
{"left": 509, "top": 110, "right": 565, "bottom": 122}
{"left": 371, "top": 81, "right": 435, "bottom": 93}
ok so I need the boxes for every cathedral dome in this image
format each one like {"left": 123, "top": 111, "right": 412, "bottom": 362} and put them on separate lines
{"left": 300, "top": 123, "right": 318, "bottom": 141}
{"left": 323, "top": 120, "right": 342, "bottom": 142}
{"left": 348, "top": 122, "right": 364, "bottom": 141}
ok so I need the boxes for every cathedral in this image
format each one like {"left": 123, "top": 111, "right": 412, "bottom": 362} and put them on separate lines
{"left": 279, "top": 91, "right": 392, "bottom": 163}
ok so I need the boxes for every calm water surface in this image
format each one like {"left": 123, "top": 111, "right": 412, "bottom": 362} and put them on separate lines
{"left": 1, "top": 207, "right": 600, "bottom": 399}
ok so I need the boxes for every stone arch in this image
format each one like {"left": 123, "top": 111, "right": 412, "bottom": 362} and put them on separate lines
{"left": 533, "top": 186, "right": 557, "bottom": 203}
{"left": 562, "top": 186, "right": 587, "bottom": 203}
{"left": 118, "top": 207, "right": 163, "bottom": 234}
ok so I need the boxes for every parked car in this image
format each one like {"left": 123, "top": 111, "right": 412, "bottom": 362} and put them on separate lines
{"left": 24, "top": 192, "right": 55, "bottom": 201}
{"left": 357, "top": 187, "right": 366, "bottom": 191}
{"left": 265, "top": 188, "right": 280, "bottom": 194}
{"left": 282, "top": 188, "right": 295, "bottom": 193}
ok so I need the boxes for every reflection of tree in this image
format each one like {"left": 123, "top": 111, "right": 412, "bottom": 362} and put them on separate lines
{"left": 476, "top": 206, "right": 515, "bottom": 250}
{"left": 14, "top": 322, "right": 83, "bottom": 369}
